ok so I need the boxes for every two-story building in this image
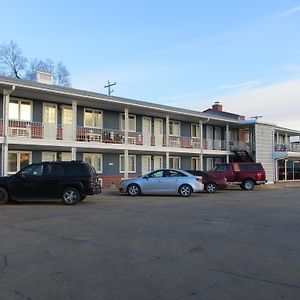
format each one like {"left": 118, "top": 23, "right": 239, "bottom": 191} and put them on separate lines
{"left": 1, "top": 74, "right": 300, "bottom": 187}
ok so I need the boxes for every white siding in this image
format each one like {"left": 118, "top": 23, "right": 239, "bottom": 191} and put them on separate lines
{"left": 255, "top": 124, "right": 274, "bottom": 182}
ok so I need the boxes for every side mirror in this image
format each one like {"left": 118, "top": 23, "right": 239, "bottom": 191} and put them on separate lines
{"left": 143, "top": 175, "right": 149, "bottom": 179}
{"left": 17, "top": 172, "right": 27, "bottom": 179}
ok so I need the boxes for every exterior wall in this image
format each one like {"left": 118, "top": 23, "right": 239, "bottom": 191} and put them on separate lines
{"left": 255, "top": 123, "right": 274, "bottom": 182}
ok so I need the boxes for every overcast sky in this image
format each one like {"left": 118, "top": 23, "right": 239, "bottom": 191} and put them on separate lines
{"left": 1, "top": 0, "right": 300, "bottom": 130}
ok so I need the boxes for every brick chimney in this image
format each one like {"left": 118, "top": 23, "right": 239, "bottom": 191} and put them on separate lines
{"left": 212, "top": 101, "right": 223, "bottom": 112}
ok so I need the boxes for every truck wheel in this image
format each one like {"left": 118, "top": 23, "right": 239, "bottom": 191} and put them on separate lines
{"left": 0, "top": 187, "right": 9, "bottom": 204}
{"left": 241, "top": 180, "right": 254, "bottom": 191}
{"left": 205, "top": 183, "right": 218, "bottom": 193}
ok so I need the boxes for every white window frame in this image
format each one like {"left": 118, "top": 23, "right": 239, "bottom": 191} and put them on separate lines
{"left": 142, "top": 155, "right": 152, "bottom": 174}
{"left": 191, "top": 124, "right": 200, "bottom": 138}
{"left": 83, "top": 153, "right": 103, "bottom": 173}
{"left": 206, "top": 158, "right": 214, "bottom": 171}
{"left": 7, "top": 151, "right": 32, "bottom": 174}
{"left": 169, "top": 120, "right": 180, "bottom": 136}
{"left": 169, "top": 156, "right": 181, "bottom": 169}
{"left": 42, "top": 152, "right": 57, "bottom": 162}
{"left": 84, "top": 108, "right": 103, "bottom": 128}
{"left": 9, "top": 98, "right": 33, "bottom": 121}
{"left": 61, "top": 152, "right": 72, "bottom": 161}
{"left": 43, "top": 102, "right": 57, "bottom": 124}
{"left": 120, "top": 113, "right": 136, "bottom": 132}
{"left": 119, "top": 155, "right": 136, "bottom": 173}
{"left": 191, "top": 157, "right": 200, "bottom": 170}
{"left": 154, "top": 156, "right": 163, "bottom": 169}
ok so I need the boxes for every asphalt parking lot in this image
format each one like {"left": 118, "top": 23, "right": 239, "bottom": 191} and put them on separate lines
{"left": 1, "top": 184, "right": 300, "bottom": 300}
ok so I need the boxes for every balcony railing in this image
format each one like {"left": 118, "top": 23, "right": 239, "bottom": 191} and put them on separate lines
{"left": 0, "top": 120, "right": 250, "bottom": 151}
{"left": 275, "top": 143, "right": 300, "bottom": 152}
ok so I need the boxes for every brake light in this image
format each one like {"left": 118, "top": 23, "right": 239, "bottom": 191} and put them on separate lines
{"left": 196, "top": 177, "right": 202, "bottom": 182}
{"left": 88, "top": 175, "right": 93, "bottom": 185}
{"left": 257, "top": 172, "right": 262, "bottom": 180}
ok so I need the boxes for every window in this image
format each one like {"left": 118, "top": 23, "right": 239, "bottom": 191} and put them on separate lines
{"left": 191, "top": 157, "right": 200, "bottom": 170}
{"left": 120, "top": 114, "right": 136, "bottom": 132}
{"left": 191, "top": 124, "right": 200, "bottom": 138}
{"left": 9, "top": 99, "right": 32, "bottom": 121}
{"left": 8, "top": 151, "right": 32, "bottom": 173}
{"left": 154, "top": 156, "right": 163, "bottom": 169}
{"left": 42, "top": 152, "right": 57, "bottom": 162}
{"left": 148, "top": 170, "right": 164, "bottom": 178}
{"left": 20, "top": 163, "right": 43, "bottom": 176}
{"left": 120, "top": 155, "right": 136, "bottom": 173}
{"left": 83, "top": 153, "right": 103, "bottom": 173}
{"left": 61, "top": 152, "right": 72, "bottom": 161}
{"left": 169, "top": 156, "right": 181, "bottom": 169}
{"left": 43, "top": 103, "right": 57, "bottom": 124}
{"left": 84, "top": 109, "right": 103, "bottom": 128}
{"left": 164, "top": 170, "right": 186, "bottom": 177}
{"left": 169, "top": 121, "right": 180, "bottom": 136}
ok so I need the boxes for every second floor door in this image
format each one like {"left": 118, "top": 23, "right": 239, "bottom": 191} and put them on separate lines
{"left": 43, "top": 103, "right": 57, "bottom": 140}
{"left": 154, "top": 118, "right": 163, "bottom": 147}
{"left": 142, "top": 117, "right": 152, "bottom": 146}
{"left": 62, "top": 106, "right": 73, "bottom": 141}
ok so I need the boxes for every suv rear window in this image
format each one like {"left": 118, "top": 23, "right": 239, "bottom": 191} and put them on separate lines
{"left": 62, "top": 162, "right": 92, "bottom": 176}
{"left": 239, "top": 164, "right": 262, "bottom": 171}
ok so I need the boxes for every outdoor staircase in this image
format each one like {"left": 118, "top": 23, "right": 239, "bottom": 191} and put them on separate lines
{"left": 232, "top": 150, "right": 254, "bottom": 162}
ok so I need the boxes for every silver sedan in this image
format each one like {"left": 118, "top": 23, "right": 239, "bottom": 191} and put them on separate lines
{"left": 119, "top": 169, "right": 204, "bottom": 197}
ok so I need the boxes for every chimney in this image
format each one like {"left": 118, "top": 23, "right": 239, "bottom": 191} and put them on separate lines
{"left": 36, "top": 71, "right": 54, "bottom": 85}
{"left": 212, "top": 101, "right": 223, "bottom": 112}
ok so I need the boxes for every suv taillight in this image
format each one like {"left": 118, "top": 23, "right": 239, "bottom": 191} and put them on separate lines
{"left": 88, "top": 175, "right": 93, "bottom": 185}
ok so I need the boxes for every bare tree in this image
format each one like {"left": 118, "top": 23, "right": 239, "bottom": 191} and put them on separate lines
{"left": 26, "top": 58, "right": 55, "bottom": 80}
{"left": 56, "top": 62, "right": 71, "bottom": 87}
{"left": 0, "top": 41, "right": 27, "bottom": 78}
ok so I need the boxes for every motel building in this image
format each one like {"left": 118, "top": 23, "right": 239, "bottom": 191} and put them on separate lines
{"left": 1, "top": 73, "right": 300, "bottom": 188}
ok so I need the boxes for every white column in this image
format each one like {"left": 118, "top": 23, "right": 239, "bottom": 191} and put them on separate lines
{"left": 226, "top": 124, "right": 230, "bottom": 163}
{"left": 1, "top": 87, "right": 14, "bottom": 176}
{"left": 71, "top": 100, "right": 77, "bottom": 161}
{"left": 166, "top": 114, "right": 169, "bottom": 147}
{"left": 72, "top": 100, "right": 77, "bottom": 141}
{"left": 284, "top": 159, "right": 288, "bottom": 181}
{"left": 166, "top": 151, "right": 169, "bottom": 168}
{"left": 71, "top": 147, "right": 76, "bottom": 161}
{"left": 199, "top": 120, "right": 203, "bottom": 170}
{"left": 124, "top": 149, "right": 129, "bottom": 179}
{"left": 124, "top": 108, "right": 129, "bottom": 144}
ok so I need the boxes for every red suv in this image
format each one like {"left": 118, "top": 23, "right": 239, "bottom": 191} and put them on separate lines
{"left": 209, "top": 162, "right": 266, "bottom": 191}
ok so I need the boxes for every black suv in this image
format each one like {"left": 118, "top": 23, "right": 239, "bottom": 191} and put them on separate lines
{"left": 0, "top": 161, "right": 101, "bottom": 205}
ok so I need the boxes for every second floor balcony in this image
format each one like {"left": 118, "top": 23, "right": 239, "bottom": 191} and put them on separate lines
{"left": 0, "top": 120, "right": 249, "bottom": 152}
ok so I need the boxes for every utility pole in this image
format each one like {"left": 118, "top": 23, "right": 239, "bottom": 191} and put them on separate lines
{"left": 104, "top": 80, "right": 116, "bottom": 98}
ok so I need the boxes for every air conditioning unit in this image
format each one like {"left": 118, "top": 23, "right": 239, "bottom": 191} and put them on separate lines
{"left": 9, "top": 127, "right": 31, "bottom": 138}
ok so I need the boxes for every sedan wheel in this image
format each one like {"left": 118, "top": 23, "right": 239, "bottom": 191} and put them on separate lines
{"left": 179, "top": 184, "right": 192, "bottom": 197}
{"left": 206, "top": 183, "right": 217, "bottom": 193}
{"left": 61, "top": 187, "right": 80, "bottom": 205}
{"left": 127, "top": 184, "right": 141, "bottom": 196}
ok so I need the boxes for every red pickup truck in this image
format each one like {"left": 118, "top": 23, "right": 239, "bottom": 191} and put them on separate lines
{"left": 209, "top": 162, "right": 266, "bottom": 191}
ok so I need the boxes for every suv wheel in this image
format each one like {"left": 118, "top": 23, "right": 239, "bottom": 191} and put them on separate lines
{"left": 61, "top": 187, "right": 80, "bottom": 205}
{"left": 205, "top": 183, "right": 217, "bottom": 193}
{"left": 0, "top": 187, "right": 9, "bottom": 204}
{"left": 127, "top": 184, "right": 141, "bottom": 196}
{"left": 241, "top": 180, "right": 254, "bottom": 191}
{"left": 179, "top": 184, "right": 192, "bottom": 197}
